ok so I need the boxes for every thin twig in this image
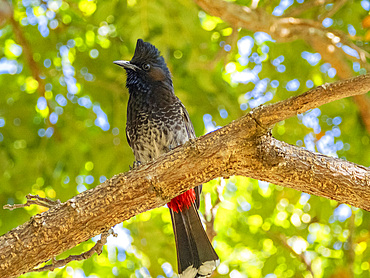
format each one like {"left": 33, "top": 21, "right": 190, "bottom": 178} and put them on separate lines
{"left": 3, "top": 194, "right": 61, "bottom": 211}
{"left": 268, "top": 232, "right": 314, "bottom": 277}
{"left": 207, "top": 27, "right": 239, "bottom": 69}
{"left": 319, "top": 0, "right": 348, "bottom": 20}
{"left": 284, "top": 0, "right": 328, "bottom": 17}
{"left": 330, "top": 30, "right": 370, "bottom": 63}
{"left": 204, "top": 179, "right": 225, "bottom": 241}
{"left": 8, "top": 8, "right": 46, "bottom": 96}
{"left": 32, "top": 229, "right": 117, "bottom": 272}
{"left": 347, "top": 214, "right": 355, "bottom": 278}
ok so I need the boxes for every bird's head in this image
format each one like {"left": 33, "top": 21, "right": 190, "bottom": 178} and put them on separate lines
{"left": 114, "top": 39, "right": 172, "bottom": 93}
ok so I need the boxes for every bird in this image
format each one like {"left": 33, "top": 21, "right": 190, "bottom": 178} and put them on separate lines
{"left": 114, "top": 39, "right": 219, "bottom": 277}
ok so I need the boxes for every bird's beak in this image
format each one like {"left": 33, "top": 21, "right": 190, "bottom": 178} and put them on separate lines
{"left": 113, "top": 60, "right": 139, "bottom": 71}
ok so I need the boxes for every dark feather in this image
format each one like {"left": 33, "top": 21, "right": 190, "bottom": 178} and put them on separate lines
{"left": 170, "top": 204, "right": 219, "bottom": 277}
{"left": 117, "top": 39, "right": 219, "bottom": 277}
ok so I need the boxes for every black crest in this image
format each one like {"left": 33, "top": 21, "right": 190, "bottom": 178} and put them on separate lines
{"left": 131, "top": 39, "right": 165, "bottom": 66}
{"left": 120, "top": 39, "right": 219, "bottom": 277}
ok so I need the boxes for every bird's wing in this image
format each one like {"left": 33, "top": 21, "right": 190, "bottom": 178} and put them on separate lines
{"left": 179, "top": 101, "right": 202, "bottom": 208}
{"left": 126, "top": 128, "right": 132, "bottom": 147}
{"left": 180, "top": 102, "right": 196, "bottom": 140}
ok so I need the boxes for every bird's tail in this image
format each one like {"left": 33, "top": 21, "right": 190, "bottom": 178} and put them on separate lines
{"left": 170, "top": 203, "right": 219, "bottom": 278}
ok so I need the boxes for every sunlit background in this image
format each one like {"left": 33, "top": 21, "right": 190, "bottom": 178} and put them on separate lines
{"left": 1, "top": 0, "right": 370, "bottom": 277}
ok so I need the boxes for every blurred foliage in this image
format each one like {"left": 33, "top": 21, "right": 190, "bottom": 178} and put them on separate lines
{"left": 1, "top": 0, "right": 370, "bottom": 277}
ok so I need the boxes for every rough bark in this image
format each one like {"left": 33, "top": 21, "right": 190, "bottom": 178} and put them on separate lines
{"left": 1, "top": 74, "right": 370, "bottom": 278}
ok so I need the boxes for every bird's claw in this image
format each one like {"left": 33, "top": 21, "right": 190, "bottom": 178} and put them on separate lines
{"left": 129, "top": 161, "right": 142, "bottom": 170}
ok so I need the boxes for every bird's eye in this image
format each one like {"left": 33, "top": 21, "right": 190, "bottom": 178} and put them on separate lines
{"left": 142, "top": 63, "right": 151, "bottom": 71}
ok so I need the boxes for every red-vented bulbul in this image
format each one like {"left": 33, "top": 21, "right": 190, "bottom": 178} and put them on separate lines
{"left": 114, "top": 39, "right": 219, "bottom": 277}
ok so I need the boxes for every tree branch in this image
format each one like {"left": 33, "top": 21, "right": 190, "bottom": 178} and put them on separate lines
{"left": 32, "top": 229, "right": 116, "bottom": 273}
{"left": 8, "top": 6, "right": 46, "bottom": 96}
{"left": 3, "top": 194, "right": 61, "bottom": 211}
{"left": 267, "top": 232, "right": 314, "bottom": 276}
{"left": 204, "top": 179, "right": 224, "bottom": 241}
{"left": 1, "top": 74, "right": 370, "bottom": 278}
{"left": 194, "top": 0, "right": 370, "bottom": 134}
{"left": 253, "top": 74, "right": 370, "bottom": 127}
{"left": 319, "top": 0, "right": 347, "bottom": 20}
{"left": 284, "top": 0, "right": 328, "bottom": 17}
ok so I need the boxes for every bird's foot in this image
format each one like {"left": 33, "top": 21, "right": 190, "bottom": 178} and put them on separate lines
{"left": 129, "top": 161, "right": 142, "bottom": 170}
{"left": 168, "top": 143, "right": 181, "bottom": 151}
